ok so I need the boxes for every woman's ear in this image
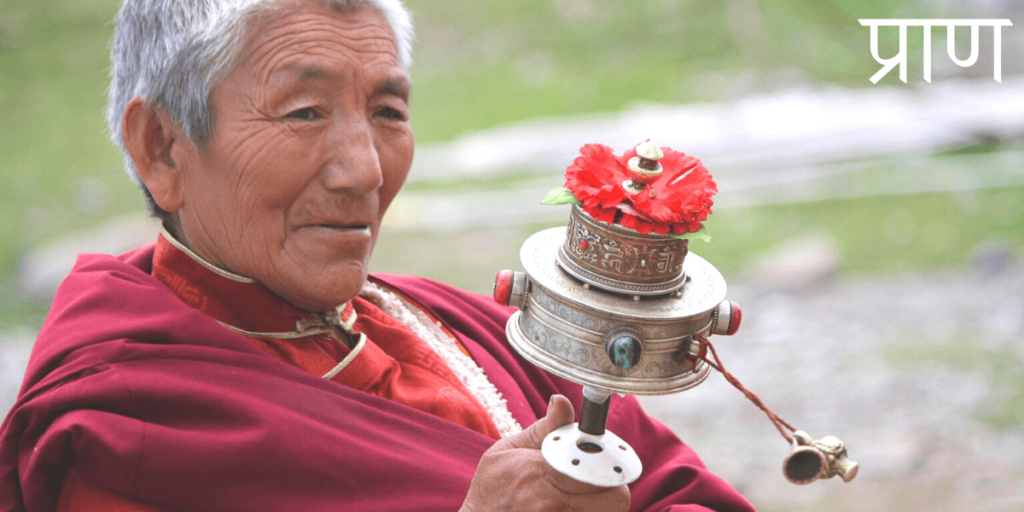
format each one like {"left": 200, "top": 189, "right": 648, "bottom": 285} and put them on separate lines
{"left": 121, "top": 96, "right": 188, "bottom": 213}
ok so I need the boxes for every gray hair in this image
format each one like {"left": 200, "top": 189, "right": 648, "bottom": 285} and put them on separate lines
{"left": 107, "top": 0, "right": 414, "bottom": 218}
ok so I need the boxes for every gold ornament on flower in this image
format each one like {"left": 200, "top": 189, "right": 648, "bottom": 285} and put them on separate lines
{"left": 623, "top": 140, "right": 664, "bottom": 197}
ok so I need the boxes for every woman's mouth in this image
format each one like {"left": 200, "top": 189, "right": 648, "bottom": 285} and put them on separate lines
{"left": 299, "top": 223, "right": 373, "bottom": 238}
{"left": 314, "top": 223, "right": 369, "bottom": 231}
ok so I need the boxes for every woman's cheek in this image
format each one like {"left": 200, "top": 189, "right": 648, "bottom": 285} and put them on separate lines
{"left": 378, "top": 126, "right": 414, "bottom": 174}
{"left": 376, "top": 132, "right": 411, "bottom": 211}
{"left": 246, "top": 133, "right": 324, "bottom": 202}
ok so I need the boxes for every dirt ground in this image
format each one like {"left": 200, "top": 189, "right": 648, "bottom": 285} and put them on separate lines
{"left": 639, "top": 264, "right": 1024, "bottom": 512}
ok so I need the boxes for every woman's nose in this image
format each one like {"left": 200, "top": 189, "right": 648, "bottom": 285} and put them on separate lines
{"left": 320, "top": 120, "right": 383, "bottom": 194}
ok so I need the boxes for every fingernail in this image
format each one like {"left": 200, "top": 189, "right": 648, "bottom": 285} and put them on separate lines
{"left": 548, "top": 395, "right": 555, "bottom": 409}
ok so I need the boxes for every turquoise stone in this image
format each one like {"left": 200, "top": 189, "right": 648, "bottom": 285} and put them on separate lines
{"left": 607, "top": 335, "right": 642, "bottom": 370}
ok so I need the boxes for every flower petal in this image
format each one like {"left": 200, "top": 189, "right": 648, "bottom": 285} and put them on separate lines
{"left": 563, "top": 143, "right": 717, "bottom": 236}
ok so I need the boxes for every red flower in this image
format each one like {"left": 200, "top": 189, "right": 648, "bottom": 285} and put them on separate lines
{"left": 564, "top": 143, "right": 717, "bottom": 235}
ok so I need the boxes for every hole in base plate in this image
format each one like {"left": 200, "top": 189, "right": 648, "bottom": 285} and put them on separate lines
{"left": 618, "top": 445, "right": 627, "bottom": 451}
{"left": 577, "top": 442, "right": 603, "bottom": 454}
{"left": 613, "top": 466, "right": 623, "bottom": 473}
{"left": 572, "top": 459, "right": 580, "bottom": 466}
{"left": 553, "top": 436, "right": 561, "bottom": 441}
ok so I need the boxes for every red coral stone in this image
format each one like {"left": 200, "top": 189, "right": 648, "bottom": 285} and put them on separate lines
{"left": 493, "top": 269, "right": 515, "bottom": 306}
{"left": 726, "top": 301, "right": 742, "bottom": 336}
{"left": 580, "top": 240, "right": 589, "bottom": 250}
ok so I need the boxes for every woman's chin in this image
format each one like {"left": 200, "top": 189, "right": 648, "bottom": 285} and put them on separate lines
{"left": 274, "top": 263, "right": 368, "bottom": 312}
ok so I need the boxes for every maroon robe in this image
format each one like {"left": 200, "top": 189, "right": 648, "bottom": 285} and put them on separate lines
{"left": 0, "top": 243, "right": 755, "bottom": 512}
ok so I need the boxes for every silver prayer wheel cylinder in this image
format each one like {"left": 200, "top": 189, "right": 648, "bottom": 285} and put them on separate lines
{"left": 557, "top": 206, "right": 689, "bottom": 296}
{"left": 498, "top": 225, "right": 739, "bottom": 396}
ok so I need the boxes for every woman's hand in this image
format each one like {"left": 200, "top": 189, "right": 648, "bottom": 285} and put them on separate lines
{"left": 460, "top": 395, "right": 631, "bottom": 512}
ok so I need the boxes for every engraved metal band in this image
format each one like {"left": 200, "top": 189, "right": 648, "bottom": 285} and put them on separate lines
{"left": 557, "top": 245, "right": 688, "bottom": 296}
{"left": 506, "top": 311, "right": 710, "bottom": 395}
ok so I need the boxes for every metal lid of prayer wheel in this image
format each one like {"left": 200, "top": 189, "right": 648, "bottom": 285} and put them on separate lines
{"left": 557, "top": 205, "right": 689, "bottom": 296}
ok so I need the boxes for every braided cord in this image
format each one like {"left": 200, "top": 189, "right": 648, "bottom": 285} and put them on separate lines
{"left": 697, "top": 335, "right": 797, "bottom": 444}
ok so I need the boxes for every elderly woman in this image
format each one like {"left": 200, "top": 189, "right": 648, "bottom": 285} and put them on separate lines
{"left": 0, "top": 1, "right": 754, "bottom": 511}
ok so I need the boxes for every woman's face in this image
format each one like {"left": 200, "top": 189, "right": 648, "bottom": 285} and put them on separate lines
{"left": 173, "top": 3, "right": 413, "bottom": 311}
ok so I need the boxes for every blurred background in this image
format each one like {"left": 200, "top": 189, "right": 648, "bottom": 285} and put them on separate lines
{"left": 1, "top": 0, "right": 1023, "bottom": 510}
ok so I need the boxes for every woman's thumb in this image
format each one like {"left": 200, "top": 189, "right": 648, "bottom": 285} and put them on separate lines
{"left": 502, "top": 394, "right": 575, "bottom": 450}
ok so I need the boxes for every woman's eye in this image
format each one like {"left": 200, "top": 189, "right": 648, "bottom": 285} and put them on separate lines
{"left": 284, "top": 107, "right": 319, "bottom": 121}
{"left": 374, "top": 107, "right": 407, "bottom": 121}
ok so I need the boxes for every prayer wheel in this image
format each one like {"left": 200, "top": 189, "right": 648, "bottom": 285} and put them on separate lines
{"left": 494, "top": 204, "right": 742, "bottom": 486}
{"left": 493, "top": 140, "right": 853, "bottom": 488}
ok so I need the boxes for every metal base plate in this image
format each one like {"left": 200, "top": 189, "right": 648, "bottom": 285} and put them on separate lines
{"left": 541, "top": 423, "right": 643, "bottom": 487}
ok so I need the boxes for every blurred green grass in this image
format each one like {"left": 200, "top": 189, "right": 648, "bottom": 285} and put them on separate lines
{"left": 406, "top": 0, "right": 903, "bottom": 141}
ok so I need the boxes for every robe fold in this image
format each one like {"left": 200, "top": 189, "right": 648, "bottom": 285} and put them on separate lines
{"left": 0, "top": 243, "right": 755, "bottom": 512}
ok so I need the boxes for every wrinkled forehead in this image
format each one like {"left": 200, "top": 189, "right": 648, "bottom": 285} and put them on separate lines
{"left": 236, "top": 2, "right": 404, "bottom": 85}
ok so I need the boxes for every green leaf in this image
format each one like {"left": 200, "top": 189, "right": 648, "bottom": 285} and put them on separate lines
{"left": 541, "top": 187, "right": 582, "bottom": 206}
{"left": 671, "top": 224, "right": 712, "bottom": 243}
